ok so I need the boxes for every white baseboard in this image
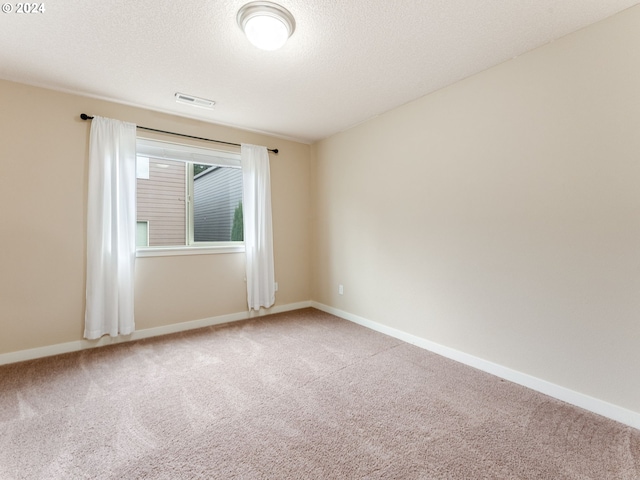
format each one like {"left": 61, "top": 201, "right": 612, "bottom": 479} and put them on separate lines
{"left": 311, "top": 302, "right": 640, "bottom": 431}
{"left": 0, "top": 301, "right": 312, "bottom": 366}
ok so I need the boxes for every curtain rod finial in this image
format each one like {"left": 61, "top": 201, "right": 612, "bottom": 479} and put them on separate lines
{"left": 80, "top": 113, "right": 93, "bottom": 120}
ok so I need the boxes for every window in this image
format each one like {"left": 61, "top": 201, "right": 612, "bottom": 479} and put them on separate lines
{"left": 135, "top": 138, "right": 244, "bottom": 256}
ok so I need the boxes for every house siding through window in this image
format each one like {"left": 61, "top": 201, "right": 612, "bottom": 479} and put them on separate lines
{"left": 136, "top": 158, "right": 186, "bottom": 246}
{"left": 193, "top": 166, "right": 243, "bottom": 242}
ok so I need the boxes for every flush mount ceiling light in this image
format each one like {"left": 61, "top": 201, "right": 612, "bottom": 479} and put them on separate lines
{"left": 237, "top": 1, "right": 295, "bottom": 51}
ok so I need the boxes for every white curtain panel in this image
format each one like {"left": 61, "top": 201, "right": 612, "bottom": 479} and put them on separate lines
{"left": 241, "top": 144, "right": 276, "bottom": 310}
{"left": 84, "top": 116, "right": 137, "bottom": 339}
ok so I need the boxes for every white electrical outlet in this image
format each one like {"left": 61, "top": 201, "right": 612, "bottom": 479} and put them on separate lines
{"left": 275, "top": 282, "right": 279, "bottom": 291}
{"left": 338, "top": 284, "right": 344, "bottom": 295}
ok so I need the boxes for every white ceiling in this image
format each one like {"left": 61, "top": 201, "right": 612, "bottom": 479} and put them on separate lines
{"left": 1, "top": 1, "right": 638, "bottom": 143}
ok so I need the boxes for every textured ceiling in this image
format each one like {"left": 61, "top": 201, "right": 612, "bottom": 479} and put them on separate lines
{"left": 1, "top": 1, "right": 638, "bottom": 143}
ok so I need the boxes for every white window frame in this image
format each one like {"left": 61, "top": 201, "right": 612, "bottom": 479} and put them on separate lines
{"left": 135, "top": 137, "right": 244, "bottom": 258}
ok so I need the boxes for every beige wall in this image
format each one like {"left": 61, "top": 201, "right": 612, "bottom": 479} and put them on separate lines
{"left": 0, "top": 79, "right": 312, "bottom": 354}
{"left": 312, "top": 6, "right": 640, "bottom": 413}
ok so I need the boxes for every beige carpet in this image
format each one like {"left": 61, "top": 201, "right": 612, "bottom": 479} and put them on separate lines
{"left": 0, "top": 308, "right": 638, "bottom": 479}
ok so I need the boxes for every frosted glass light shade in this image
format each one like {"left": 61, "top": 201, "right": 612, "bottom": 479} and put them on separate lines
{"left": 244, "top": 15, "right": 289, "bottom": 50}
{"left": 237, "top": 2, "right": 296, "bottom": 51}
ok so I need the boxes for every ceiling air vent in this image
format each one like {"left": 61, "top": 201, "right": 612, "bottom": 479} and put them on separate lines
{"left": 175, "top": 93, "right": 215, "bottom": 109}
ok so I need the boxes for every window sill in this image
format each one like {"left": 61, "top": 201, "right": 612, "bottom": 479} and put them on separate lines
{"left": 136, "top": 244, "right": 245, "bottom": 257}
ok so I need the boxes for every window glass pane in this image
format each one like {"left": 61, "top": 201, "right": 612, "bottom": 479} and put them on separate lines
{"left": 136, "top": 159, "right": 186, "bottom": 246}
{"left": 193, "top": 164, "right": 243, "bottom": 242}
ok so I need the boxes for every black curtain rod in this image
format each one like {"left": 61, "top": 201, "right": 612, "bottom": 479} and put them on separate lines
{"left": 80, "top": 114, "right": 278, "bottom": 154}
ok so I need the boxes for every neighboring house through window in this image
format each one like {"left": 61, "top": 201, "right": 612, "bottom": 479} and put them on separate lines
{"left": 135, "top": 138, "right": 243, "bottom": 255}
